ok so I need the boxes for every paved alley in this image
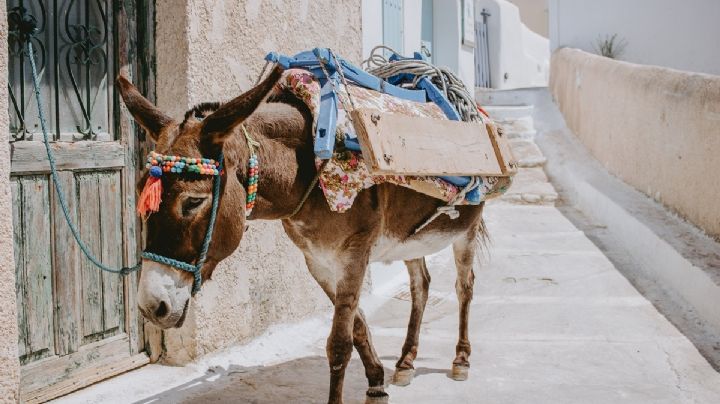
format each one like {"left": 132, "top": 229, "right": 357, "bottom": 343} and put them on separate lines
{"left": 55, "top": 199, "right": 720, "bottom": 404}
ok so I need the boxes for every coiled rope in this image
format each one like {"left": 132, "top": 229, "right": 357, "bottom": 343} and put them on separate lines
{"left": 361, "top": 46, "right": 489, "bottom": 232}
{"left": 362, "top": 45, "right": 485, "bottom": 123}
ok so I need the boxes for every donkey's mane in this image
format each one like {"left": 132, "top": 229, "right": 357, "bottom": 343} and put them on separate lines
{"left": 180, "top": 102, "right": 221, "bottom": 130}
{"left": 178, "top": 86, "right": 309, "bottom": 142}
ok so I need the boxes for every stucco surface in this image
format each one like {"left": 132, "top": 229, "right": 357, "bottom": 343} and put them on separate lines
{"left": 153, "top": 0, "right": 361, "bottom": 363}
{"left": 0, "top": 3, "right": 21, "bottom": 402}
{"left": 550, "top": 48, "right": 720, "bottom": 239}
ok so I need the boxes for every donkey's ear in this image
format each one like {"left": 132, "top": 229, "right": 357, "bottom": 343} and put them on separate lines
{"left": 116, "top": 74, "right": 173, "bottom": 142}
{"left": 201, "top": 66, "right": 284, "bottom": 148}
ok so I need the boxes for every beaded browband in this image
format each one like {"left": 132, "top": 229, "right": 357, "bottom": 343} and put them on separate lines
{"left": 137, "top": 134, "right": 260, "bottom": 219}
{"left": 146, "top": 151, "right": 221, "bottom": 176}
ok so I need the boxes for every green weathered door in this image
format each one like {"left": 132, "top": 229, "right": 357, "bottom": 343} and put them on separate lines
{"left": 7, "top": 1, "right": 154, "bottom": 401}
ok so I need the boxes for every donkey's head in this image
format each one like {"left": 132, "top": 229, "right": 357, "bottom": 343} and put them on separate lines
{"left": 117, "top": 67, "right": 283, "bottom": 328}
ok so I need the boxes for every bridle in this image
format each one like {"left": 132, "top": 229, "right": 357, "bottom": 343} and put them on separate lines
{"left": 139, "top": 152, "right": 225, "bottom": 295}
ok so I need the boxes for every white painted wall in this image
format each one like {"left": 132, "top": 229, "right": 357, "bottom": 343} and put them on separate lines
{"left": 431, "top": 0, "right": 475, "bottom": 90}
{"left": 361, "top": 0, "right": 475, "bottom": 90}
{"left": 506, "top": 0, "right": 548, "bottom": 37}
{"left": 403, "top": 0, "right": 423, "bottom": 55}
{"left": 362, "top": 0, "right": 383, "bottom": 59}
{"left": 549, "top": 0, "right": 720, "bottom": 76}
{"left": 476, "top": 0, "right": 549, "bottom": 89}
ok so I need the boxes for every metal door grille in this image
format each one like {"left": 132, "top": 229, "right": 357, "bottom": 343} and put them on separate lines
{"left": 7, "top": 0, "right": 114, "bottom": 142}
{"left": 475, "top": 8, "right": 491, "bottom": 88}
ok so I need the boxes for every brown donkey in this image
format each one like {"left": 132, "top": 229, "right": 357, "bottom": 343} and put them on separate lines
{"left": 118, "top": 67, "right": 484, "bottom": 404}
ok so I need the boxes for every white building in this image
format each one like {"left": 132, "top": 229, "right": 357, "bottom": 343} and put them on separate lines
{"left": 362, "top": 0, "right": 550, "bottom": 91}
{"left": 362, "top": 0, "right": 476, "bottom": 90}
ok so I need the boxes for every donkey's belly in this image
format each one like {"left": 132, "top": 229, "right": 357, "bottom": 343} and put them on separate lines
{"left": 370, "top": 232, "right": 461, "bottom": 262}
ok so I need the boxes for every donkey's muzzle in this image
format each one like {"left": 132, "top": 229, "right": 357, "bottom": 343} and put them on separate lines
{"left": 137, "top": 260, "right": 192, "bottom": 328}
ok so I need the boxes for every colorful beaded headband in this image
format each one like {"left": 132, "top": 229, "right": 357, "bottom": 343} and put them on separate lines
{"left": 137, "top": 125, "right": 260, "bottom": 219}
{"left": 146, "top": 151, "right": 221, "bottom": 176}
{"left": 137, "top": 152, "right": 222, "bottom": 218}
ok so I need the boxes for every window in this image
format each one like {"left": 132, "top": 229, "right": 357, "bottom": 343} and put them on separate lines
{"left": 7, "top": 0, "right": 115, "bottom": 142}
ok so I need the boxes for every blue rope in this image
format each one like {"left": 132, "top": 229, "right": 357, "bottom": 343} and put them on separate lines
{"left": 27, "top": 39, "right": 222, "bottom": 293}
{"left": 27, "top": 41, "right": 141, "bottom": 275}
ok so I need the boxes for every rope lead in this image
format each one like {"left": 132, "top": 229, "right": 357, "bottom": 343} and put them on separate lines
{"left": 27, "top": 40, "right": 142, "bottom": 275}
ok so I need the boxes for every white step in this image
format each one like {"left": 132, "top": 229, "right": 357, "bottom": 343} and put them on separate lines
{"left": 483, "top": 104, "right": 534, "bottom": 121}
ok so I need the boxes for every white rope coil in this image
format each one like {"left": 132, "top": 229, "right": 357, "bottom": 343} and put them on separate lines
{"left": 361, "top": 46, "right": 487, "bottom": 232}
{"left": 362, "top": 45, "right": 485, "bottom": 123}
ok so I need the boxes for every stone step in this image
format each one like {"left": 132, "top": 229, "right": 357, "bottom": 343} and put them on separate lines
{"left": 499, "top": 167, "right": 558, "bottom": 206}
{"left": 509, "top": 139, "right": 547, "bottom": 168}
{"left": 486, "top": 109, "right": 536, "bottom": 140}
{"left": 483, "top": 104, "right": 534, "bottom": 121}
{"left": 481, "top": 105, "right": 554, "bottom": 205}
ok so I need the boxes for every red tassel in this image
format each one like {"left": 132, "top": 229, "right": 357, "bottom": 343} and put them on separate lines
{"left": 477, "top": 105, "right": 490, "bottom": 118}
{"left": 137, "top": 176, "right": 162, "bottom": 218}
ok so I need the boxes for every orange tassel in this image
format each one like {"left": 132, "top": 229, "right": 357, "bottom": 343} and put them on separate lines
{"left": 137, "top": 176, "right": 162, "bottom": 218}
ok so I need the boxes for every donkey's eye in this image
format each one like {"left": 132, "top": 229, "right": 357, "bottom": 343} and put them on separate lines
{"left": 182, "top": 197, "right": 206, "bottom": 216}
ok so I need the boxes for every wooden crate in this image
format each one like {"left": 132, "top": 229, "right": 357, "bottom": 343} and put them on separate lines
{"left": 351, "top": 108, "right": 517, "bottom": 177}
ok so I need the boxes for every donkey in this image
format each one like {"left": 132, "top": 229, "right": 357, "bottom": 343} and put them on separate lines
{"left": 118, "top": 66, "right": 484, "bottom": 404}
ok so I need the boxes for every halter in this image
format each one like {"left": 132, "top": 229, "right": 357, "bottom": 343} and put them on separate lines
{"left": 137, "top": 152, "right": 223, "bottom": 295}
{"left": 138, "top": 127, "right": 261, "bottom": 294}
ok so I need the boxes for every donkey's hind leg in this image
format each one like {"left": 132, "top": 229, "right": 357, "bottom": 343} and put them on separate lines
{"left": 451, "top": 230, "right": 478, "bottom": 381}
{"left": 392, "top": 257, "right": 431, "bottom": 386}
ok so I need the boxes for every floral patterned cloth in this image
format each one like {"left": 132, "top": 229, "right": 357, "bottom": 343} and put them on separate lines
{"left": 277, "top": 69, "right": 511, "bottom": 213}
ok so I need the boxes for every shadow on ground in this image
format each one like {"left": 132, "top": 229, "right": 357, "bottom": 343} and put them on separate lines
{"left": 134, "top": 356, "right": 393, "bottom": 404}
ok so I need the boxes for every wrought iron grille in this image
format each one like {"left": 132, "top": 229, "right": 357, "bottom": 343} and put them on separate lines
{"left": 7, "top": 0, "right": 114, "bottom": 142}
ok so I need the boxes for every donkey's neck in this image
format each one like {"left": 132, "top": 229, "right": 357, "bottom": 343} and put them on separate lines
{"left": 234, "top": 102, "right": 316, "bottom": 220}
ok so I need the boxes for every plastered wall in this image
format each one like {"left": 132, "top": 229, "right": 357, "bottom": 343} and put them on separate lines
{"left": 0, "top": 3, "right": 21, "bottom": 402}
{"left": 551, "top": 48, "right": 720, "bottom": 239}
{"left": 151, "top": 0, "right": 361, "bottom": 363}
{"left": 476, "top": 0, "right": 549, "bottom": 89}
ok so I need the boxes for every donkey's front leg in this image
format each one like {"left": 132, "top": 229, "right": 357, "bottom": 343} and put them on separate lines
{"left": 305, "top": 257, "right": 386, "bottom": 401}
{"left": 327, "top": 255, "right": 377, "bottom": 404}
{"left": 392, "top": 257, "right": 431, "bottom": 386}
{"left": 353, "top": 309, "right": 388, "bottom": 402}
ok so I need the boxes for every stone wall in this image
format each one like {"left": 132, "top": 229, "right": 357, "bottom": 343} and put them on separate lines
{"left": 0, "top": 3, "right": 21, "bottom": 402}
{"left": 550, "top": 48, "right": 720, "bottom": 239}
{"left": 150, "top": 0, "right": 362, "bottom": 363}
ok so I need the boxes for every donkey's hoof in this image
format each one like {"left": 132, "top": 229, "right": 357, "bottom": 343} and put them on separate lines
{"left": 392, "top": 368, "right": 415, "bottom": 386}
{"left": 365, "top": 386, "right": 389, "bottom": 404}
{"left": 450, "top": 364, "right": 469, "bottom": 381}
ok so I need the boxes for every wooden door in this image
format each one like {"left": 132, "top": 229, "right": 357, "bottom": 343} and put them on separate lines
{"left": 383, "top": 0, "right": 404, "bottom": 54}
{"left": 7, "top": 1, "right": 154, "bottom": 401}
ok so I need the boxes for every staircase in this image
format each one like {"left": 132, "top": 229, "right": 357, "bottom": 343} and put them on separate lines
{"left": 482, "top": 103, "right": 558, "bottom": 205}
